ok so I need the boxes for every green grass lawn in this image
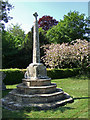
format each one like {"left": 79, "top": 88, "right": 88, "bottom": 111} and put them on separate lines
{"left": 2, "top": 76, "right": 89, "bottom": 119}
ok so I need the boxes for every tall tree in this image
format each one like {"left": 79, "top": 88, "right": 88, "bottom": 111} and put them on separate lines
{"left": 39, "top": 27, "right": 49, "bottom": 45}
{"left": 7, "top": 23, "right": 25, "bottom": 49}
{"left": 2, "top": 24, "right": 26, "bottom": 68}
{"left": 46, "top": 11, "right": 88, "bottom": 44}
{"left": 38, "top": 15, "right": 58, "bottom": 31}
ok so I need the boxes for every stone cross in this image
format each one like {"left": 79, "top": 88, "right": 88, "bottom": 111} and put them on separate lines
{"left": 24, "top": 12, "right": 47, "bottom": 79}
{"left": 33, "top": 12, "right": 40, "bottom": 63}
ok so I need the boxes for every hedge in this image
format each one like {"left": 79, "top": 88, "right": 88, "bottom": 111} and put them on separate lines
{"left": 0, "top": 68, "right": 89, "bottom": 85}
{"left": 47, "top": 68, "right": 81, "bottom": 79}
{"left": 0, "top": 68, "right": 26, "bottom": 85}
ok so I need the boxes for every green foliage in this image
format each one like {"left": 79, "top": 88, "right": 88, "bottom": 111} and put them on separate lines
{"left": 24, "top": 31, "right": 33, "bottom": 50}
{"left": 1, "top": 68, "right": 88, "bottom": 85}
{"left": 2, "top": 11, "right": 89, "bottom": 69}
{"left": 7, "top": 23, "right": 25, "bottom": 49}
{"left": 0, "top": 68, "right": 26, "bottom": 85}
{"left": 47, "top": 68, "right": 81, "bottom": 79}
{"left": 46, "top": 11, "right": 88, "bottom": 44}
{"left": 2, "top": 30, "right": 18, "bottom": 52}
{"left": 2, "top": 30, "right": 19, "bottom": 68}
{"left": 2, "top": 24, "right": 31, "bottom": 68}
{"left": 22, "top": 30, "right": 33, "bottom": 65}
{"left": 39, "top": 27, "right": 49, "bottom": 46}
{"left": 46, "top": 25, "right": 61, "bottom": 44}
{"left": 2, "top": 26, "right": 48, "bottom": 68}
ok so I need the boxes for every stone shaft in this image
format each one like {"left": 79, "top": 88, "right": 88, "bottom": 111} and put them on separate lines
{"left": 33, "top": 12, "right": 40, "bottom": 63}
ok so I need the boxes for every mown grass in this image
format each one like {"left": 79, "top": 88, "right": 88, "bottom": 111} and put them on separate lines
{"left": 2, "top": 76, "right": 89, "bottom": 119}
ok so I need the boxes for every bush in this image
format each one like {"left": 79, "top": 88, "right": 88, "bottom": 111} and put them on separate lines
{"left": 47, "top": 68, "right": 81, "bottom": 79}
{"left": 0, "top": 68, "right": 26, "bottom": 85}
{"left": 0, "top": 68, "right": 89, "bottom": 85}
{"left": 41, "top": 39, "right": 89, "bottom": 69}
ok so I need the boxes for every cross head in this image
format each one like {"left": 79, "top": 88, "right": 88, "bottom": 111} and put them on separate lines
{"left": 33, "top": 12, "right": 38, "bottom": 18}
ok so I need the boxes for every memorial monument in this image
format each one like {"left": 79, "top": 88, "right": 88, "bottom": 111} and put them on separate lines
{"left": 2, "top": 12, "right": 73, "bottom": 110}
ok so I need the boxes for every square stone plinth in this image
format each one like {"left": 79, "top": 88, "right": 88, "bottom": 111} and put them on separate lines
{"left": 25, "top": 63, "right": 49, "bottom": 80}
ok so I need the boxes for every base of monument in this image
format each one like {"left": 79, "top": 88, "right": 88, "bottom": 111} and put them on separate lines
{"left": 2, "top": 88, "right": 74, "bottom": 110}
{"left": 2, "top": 68, "right": 74, "bottom": 110}
{"left": 2, "top": 98, "right": 74, "bottom": 111}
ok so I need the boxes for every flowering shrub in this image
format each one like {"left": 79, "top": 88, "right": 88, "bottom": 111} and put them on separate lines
{"left": 41, "top": 39, "right": 89, "bottom": 68}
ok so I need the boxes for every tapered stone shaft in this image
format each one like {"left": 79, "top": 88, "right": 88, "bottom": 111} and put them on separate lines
{"left": 33, "top": 12, "right": 40, "bottom": 63}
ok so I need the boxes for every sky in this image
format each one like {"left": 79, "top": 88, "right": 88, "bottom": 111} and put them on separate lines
{"left": 6, "top": 0, "right": 89, "bottom": 34}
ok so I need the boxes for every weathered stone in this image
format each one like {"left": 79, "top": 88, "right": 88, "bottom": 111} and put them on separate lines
{"left": 24, "top": 63, "right": 48, "bottom": 79}
{"left": 2, "top": 88, "right": 72, "bottom": 104}
{"left": 33, "top": 12, "right": 40, "bottom": 63}
{"left": 2, "top": 91, "right": 73, "bottom": 110}
{"left": 17, "top": 83, "right": 57, "bottom": 94}
{"left": 22, "top": 78, "right": 51, "bottom": 86}
{"left": 24, "top": 12, "right": 49, "bottom": 80}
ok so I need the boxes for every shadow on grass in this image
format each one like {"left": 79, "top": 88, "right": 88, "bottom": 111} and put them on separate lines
{"left": 2, "top": 105, "right": 75, "bottom": 119}
{"left": 22, "top": 103, "right": 75, "bottom": 113}
{"left": 2, "top": 108, "right": 29, "bottom": 119}
{"left": 74, "top": 97, "right": 90, "bottom": 100}
{"left": 50, "top": 106, "right": 75, "bottom": 113}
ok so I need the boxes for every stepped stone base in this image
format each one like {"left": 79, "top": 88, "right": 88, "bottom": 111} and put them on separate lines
{"left": 2, "top": 88, "right": 73, "bottom": 110}
{"left": 2, "top": 79, "right": 74, "bottom": 110}
{"left": 22, "top": 78, "right": 51, "bottom": 86}
{"left": 2, "top": 97, "right": 73, "bottom": 110}
{"left": 2, "top": 63, "right": 74, "bottom": 110}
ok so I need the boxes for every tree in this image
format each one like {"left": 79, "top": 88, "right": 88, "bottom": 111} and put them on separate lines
{"left": 84, "top": 16, "right": 90, "bottom": 41}
{"left": 0, "top": 0, "right": 14, "bottom": 29}
{"left": 24, "top": 30, "right": 33, "bottom": 64}
{"left": 38, "top": 15, "right": 58, "bottom": 31}
{"left": 39, "top": 27, "right": 49, "bottom": 45}
{"left": 46, "top": 11, "right": 88, "bottom": 44}
{"left": 2, "top": 24, "right": 26, "bottom": 68}
{"left": 2, "top": 30, "right": 19, "bottom": 68}
{"left": 7, "top": 23, "right": 25, "bottom": 49}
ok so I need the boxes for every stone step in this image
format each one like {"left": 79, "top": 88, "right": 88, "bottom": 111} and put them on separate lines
{"left": 5, "top": 88, "right": 68, "bottom": 104}
{"left": 2, "top": 93, "right": 74, "bottom": 110}
{"left": 22, "top": 78, "right": 51, "bottom": 86}
{"left": 17, "top": 83, "right": 57, "bottom": 94}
